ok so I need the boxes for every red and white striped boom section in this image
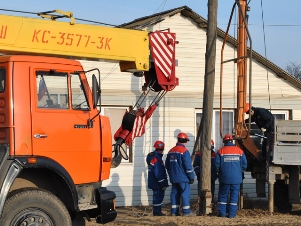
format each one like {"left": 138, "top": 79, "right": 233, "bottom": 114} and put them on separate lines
{"left": 147, "top": 29, "right": 179, "bottom": 91}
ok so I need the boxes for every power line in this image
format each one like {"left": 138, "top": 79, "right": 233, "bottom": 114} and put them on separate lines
{"left": 219, "top": 23, "right": 301, "bottom": 27}
{"left": 260, "top": 0, "right": 272, "bottom": 111}
{"left": 0, "top": 8, "right": 117, "bottom": 27}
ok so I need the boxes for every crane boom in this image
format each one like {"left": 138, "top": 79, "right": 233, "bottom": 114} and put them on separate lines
{"left": 0, "top": 13, "right": 149, "bottom": 71}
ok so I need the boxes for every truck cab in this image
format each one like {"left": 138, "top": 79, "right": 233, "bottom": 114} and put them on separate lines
{"left": 0, "top": 55, "right": 116, "bottom": 225}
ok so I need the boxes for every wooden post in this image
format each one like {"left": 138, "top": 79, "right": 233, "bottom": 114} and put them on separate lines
{"left": 268, "top": 180, "right": 275, "bottom": 213}
{"left": 199, "top": 0, "right": 218, "bottom": 215}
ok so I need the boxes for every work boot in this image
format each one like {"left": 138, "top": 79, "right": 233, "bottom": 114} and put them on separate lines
{"left": 154, "top": 213, "right": 166, "bottom": 216}
{"left": 218, "top": 213, "right": 226, "bottom": 218}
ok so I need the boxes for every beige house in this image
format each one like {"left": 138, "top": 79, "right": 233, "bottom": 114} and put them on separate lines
{"left": 80, "top": 6, "right": 301, "bottom": 207}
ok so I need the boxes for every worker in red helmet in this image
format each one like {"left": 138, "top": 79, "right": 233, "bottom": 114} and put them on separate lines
{"left": 165, "top": 132, "right": 195, "bottom": 216}
{"left": 146, "top": 140, "right": 169, "bottom": 216}
{"left": 193, "top": 139, "right": 218, "bottom": 204}
{"left": 244, "top": 103, "right": 275, "bottom": 160}
{"left": 215, "top": 134, "right": 247, "bottom": 218}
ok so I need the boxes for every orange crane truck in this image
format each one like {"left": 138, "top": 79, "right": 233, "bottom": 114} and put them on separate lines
{"left": 0, "top": 10, "right": 178, "bottom": 225}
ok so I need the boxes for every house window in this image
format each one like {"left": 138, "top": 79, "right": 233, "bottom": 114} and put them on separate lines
{"left": 102, "top": 107, "right": 133, "bottom": 163}
{"left": 195, "top": 110, "right": 234, "bottom": 151}
{"left": 214, "top": 110, "right": 234, "bottom": 150}
{"left": 271, "top": 110, "right": 288, "bottom": 120}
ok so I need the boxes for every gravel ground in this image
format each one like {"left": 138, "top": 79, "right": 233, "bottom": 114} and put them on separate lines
{"left": 84, "top": 199, "right": 301, "bottom": 225}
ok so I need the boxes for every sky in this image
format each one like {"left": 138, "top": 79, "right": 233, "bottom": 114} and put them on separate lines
{"left": 1, "top": 0, "right": 301, "bottom": 70}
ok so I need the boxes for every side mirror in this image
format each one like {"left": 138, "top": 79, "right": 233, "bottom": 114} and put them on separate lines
{"left": 92, "top": 74, "right": 100, "bottom": 109}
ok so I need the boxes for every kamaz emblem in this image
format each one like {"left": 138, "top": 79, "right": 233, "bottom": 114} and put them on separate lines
{"left": 74, "top": 125, "right": 87, "bottom": 129}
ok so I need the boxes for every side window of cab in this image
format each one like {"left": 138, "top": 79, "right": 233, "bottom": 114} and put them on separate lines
{"left": 36, "top": 71, "right": 69, "bottom": 109}
{"left": 70, "top": 73, "right": 89, "bottom": 110}
{"left": 0, "top": 68, "right": 6, "bottom": 92}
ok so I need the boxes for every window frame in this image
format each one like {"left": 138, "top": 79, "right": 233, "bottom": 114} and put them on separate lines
{"left": 70, "top": 73, "right": 90, "bottom": 111}
{"left": 195, "top": 109, "right": 235, "bottom": 151}
{"left": 36, "top": 71, "right": 69, "bottom": 109}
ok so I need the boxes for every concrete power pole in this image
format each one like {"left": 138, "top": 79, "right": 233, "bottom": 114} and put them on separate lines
{"left": 199, "top": 0, "right": 218, "bottom": 215}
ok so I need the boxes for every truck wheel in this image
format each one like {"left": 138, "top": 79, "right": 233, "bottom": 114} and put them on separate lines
{"left": 0, "top": 187, "right": 72, "bottom": 226}
{"left": 274, "top": 180, "right": 292, "bottom": 211}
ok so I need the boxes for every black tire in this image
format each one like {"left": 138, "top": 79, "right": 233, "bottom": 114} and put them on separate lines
{"left": 274, "top": 180, "right": 293, "bottom": 211}
{"left": 0, "top": 187, "right": 72, "bottom": 226}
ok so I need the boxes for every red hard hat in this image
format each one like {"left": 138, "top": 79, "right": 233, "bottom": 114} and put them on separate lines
{"left": 177, "top": 132, "right": 189, "bottom": 141}
{"left": 153, "top": 140, "right": 165, "bottom": 149}
{"left": 244, "top": 103, "right": 250, "bottom": 113}
{"left": 223, "top": 134, "right": 233, "bottom": 142}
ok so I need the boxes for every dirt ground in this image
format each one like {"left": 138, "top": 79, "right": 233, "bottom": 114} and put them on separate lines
{"left": 85, "top": 199, "right": 301, "bottom": 226}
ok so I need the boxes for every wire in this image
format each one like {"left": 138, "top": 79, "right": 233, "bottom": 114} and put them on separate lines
{"left": 130, "top": 0, "right": 167, "bottom": 30}
{"left": 219, "top": 23, "right": 301, "bottom": 27}
{"left": 101, "top": 63, "right": 119, "bottom": 82}
{"left": 233, "top": 6, "right": 237, "bottom": 100}
{"left": 155, "top": 0, "right": 167, "bottom": 30}
{"left": 258, "top": 24, "right": 301, "bottom": 27}
{"left": 0, "top": 8, "right": 118, "bottom": 27}
{"left": 152, "top": 0, "right": 167, "bottom": 16}
{"left": 260, "top": 0, "right": 272, "bottom": 111}
{"left": 0, "top": 8, "right": 36, "bottom": 15}
{"left": 75, "top": 18, "right": 116, "bottom": 27}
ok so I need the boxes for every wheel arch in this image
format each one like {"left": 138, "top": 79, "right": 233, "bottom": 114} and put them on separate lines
{"left": 9, "top": 157, "right": 79, "bottom": 213}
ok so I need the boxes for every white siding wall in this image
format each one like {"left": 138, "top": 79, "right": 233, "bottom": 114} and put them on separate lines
{"left": 80, "top": 12, "right": 300, "bottom": 207}
{"left": 293, "top": 110, "right": 301, "bottom": 120}
{"left": 101, "top": 106, "right": 196, "bottom": 206}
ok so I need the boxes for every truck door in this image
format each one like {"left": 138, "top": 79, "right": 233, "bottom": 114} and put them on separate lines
{"left": 31, "top": 69, "right": 101, "bottom": 184}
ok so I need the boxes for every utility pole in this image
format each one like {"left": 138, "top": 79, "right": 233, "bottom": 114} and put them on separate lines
{"left": 199, "top": 0, "right": 218, "bottom": 215}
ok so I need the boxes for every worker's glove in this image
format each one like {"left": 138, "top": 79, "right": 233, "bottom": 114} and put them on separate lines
{"left": 162, "top": 187, "right": 167, "bottom": 191}
{"left": 261, "top": 128, "right": 266, "bottom": 133}
{"left": 189, "top": 179, "right": 194, "bottom": 184}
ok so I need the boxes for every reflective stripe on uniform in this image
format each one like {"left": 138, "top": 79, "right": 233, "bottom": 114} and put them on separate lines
{"left": 153, "top": 203, "right": 162, "bottom": 206}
